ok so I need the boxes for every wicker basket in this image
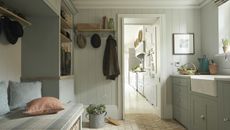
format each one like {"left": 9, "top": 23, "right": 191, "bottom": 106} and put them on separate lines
{"left": 178, "top": 63, "right": 197, "bottom": 75}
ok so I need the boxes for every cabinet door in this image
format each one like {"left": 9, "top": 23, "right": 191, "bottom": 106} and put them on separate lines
{"left": 191, "top": 95, "right": 206, "bottom": 130}
{"left": 206, "top": 99, "right": 218, "bottom": 130}
{"left": 172, "top": 77, "right": 190, "bottom": 128}
{"left": 219, "top": 82, "right": 230, "bottom": 130}
{"left": 173, "top": 106, "right": 188, "bottom": 127}
{"left": 173, "top": 85, "right": 188, "bottom": 109}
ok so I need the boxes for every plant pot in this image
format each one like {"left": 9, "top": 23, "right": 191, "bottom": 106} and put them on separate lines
{"left": 89, "top": 112, "right": 107, "bottom": 128}
{"left": 223, "top": 46, "right": 229, "bottom": 53}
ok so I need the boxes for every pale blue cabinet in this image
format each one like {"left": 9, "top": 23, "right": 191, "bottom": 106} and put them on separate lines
{"left": 172, "top": 77, "right": 190, "bottom": 128}
{"left": 218, "top": 81, "right": 230, "bottom": 130}
{"left": 190, "top": 93, "right": 218, "bottom": 130}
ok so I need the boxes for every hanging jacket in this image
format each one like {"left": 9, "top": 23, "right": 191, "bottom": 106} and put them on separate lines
{"left": 103, "top": 35, "right": 120, "bottom": 80}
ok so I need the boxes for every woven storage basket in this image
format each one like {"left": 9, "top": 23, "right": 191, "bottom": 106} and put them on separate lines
{"left": 178, "top": 63, "right": 197, "bottom": 75}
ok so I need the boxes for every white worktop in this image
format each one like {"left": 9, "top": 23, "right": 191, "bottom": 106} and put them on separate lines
{"left": 171, "top": 75, "right": 230, "bottom": 81}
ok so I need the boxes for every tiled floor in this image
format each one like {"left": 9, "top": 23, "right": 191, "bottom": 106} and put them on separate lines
{"left": 82, "top": 85, "right": 185, "bottom": 130}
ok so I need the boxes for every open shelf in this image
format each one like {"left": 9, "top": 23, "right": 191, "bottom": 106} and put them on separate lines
{"left": 61, "top": 33, "right": 72, "bottom": 42}
{"left": 78, "top": 29, "right": 115, "bottom": 32}
{"left": 0, "top": 6, "right": 31, "bottom": 26}
{"left": 61, "top": 18, "right": 72, "bottom": 29}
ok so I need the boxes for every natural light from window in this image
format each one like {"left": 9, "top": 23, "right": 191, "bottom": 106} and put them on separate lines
{"left": 218, "top": 0, "right": 230, "bottom": 54}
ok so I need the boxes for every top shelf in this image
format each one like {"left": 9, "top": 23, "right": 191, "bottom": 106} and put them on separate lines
{"left": 0, "top": 6, "right": 32, "bottom": 26}
{"left": 78, "top": 29, "right": 115, "bottom": 32}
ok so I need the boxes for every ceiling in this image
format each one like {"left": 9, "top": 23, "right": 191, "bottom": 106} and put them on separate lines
{"left": 73, "top": 0, "right": 212, "bottom": 9}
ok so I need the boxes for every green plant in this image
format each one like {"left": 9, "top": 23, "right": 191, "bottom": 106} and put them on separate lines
{"left": 222, "top": 39, "right": 230, "bottom": 46}
{"left": 86, "top": 104, "right": 106, "bottom": 115}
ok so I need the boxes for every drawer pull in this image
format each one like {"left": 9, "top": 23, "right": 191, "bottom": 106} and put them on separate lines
{"left": 200, "top": 115, "right": 205, "bottom": 120}
{"left": 224, "top": 118, "right": 230, "bottom": 122}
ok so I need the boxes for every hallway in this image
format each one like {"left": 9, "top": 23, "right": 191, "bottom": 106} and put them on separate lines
{"left": 125, "top": 84, "right": 157, "bottom": 114}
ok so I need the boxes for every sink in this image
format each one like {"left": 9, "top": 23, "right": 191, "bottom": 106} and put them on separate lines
{"left": 191, "top": 75, "right": 217, "bottom": 97}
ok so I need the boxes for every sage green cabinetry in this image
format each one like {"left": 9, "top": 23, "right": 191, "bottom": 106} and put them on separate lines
{"left": 190, "top": 93, "right": 218, "bottom": 130}
{"left": 20, "top": 0, "right": 77, "bottom": 103}
{"left": 218, "top": 81, "right": 230, "bottom": 130}
{"left": 43, "top": 0, "right": 61, "bottom": 15}
{"left": 172, "top": 77, "right": 190, "bottom": 128}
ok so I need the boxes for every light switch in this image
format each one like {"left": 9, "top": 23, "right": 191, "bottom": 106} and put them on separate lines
{"left": 175, "top": 62, "right": 180, "bottom": 67}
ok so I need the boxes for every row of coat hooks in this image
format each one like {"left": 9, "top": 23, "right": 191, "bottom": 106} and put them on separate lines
{"left": 78, "top": 31, "right": 115, "bottom": 38}
{"left": 76, "top": 32, "right": 116, "bottom": 49}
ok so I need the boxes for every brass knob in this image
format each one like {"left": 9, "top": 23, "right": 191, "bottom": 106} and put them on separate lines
{"left": 200, "top": 115, "right": 205, "bottom": 120}
{"left": 224, "top": 118, "right": 230, "bottom": 122}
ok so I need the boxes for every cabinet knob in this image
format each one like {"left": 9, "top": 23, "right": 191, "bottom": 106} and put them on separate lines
{"left": 224, "top": 118, "right": 230, "bottom": 122}
{"left": 200, "top": 115, "right": 205, "bottom": 120}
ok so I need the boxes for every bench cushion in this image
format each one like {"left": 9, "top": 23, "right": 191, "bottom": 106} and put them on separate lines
{"left": 9, "top": 81, "right": 42, "bottom": 110}
{"left": 0, "top": 81, "right": 10, "bottom": 115}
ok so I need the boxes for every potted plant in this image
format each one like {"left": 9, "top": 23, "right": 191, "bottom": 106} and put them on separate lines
{"left": 86, "top": 104, "right": 107, "bottom": 128}
{"left": 222, "top": 39, "right": 230, "bottom": 53}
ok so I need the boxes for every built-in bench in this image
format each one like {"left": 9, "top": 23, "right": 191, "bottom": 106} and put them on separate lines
{"left": 0, "top": 103, "right": 84, "bottom": 130}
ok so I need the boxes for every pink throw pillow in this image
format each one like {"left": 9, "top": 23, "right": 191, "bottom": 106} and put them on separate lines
{"left": 24, "top": 97, "right": 64, "bottom": 116}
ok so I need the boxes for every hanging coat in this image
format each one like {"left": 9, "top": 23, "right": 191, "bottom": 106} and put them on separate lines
{"left": 103, "top": 35, "right": 120, "bottom": 80}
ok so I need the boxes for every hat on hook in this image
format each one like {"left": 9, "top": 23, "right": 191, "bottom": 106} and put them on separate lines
{"left": 77, "top": 33, "right": 86, "bottom": 48}
{"left": 1, "top": 16, "right": 23, "bottom": 44}
{"left": 91, "top": 33, "right": 101, "bottom": 48}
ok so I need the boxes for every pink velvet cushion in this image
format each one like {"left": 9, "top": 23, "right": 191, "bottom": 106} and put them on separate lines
{"left": 24, "top": 97, "right": 64, "bottom": 116}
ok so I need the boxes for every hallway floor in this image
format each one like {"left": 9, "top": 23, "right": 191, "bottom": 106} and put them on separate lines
{"left": 82, "top": 86, "right": 185, "bottom": 130}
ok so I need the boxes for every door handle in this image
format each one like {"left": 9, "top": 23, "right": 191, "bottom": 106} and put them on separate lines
{"left": 200, "top": 115, "right": 205, "bottom": 120}
{"left": 224, "top": 118, "right": 230, "bottom": 122}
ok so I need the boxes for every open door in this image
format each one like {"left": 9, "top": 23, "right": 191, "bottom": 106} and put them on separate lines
{"left": 143, "top": 24, "right": 160, "bottom": 108}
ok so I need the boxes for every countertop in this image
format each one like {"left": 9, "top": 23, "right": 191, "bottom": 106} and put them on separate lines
{"left": 171, "top": 74, "right": 230, "bottom": 81}
{"left": 171, "top": 75, "right": 191, "bottom": 78}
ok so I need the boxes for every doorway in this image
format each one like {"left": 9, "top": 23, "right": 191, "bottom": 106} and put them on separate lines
{"left": 119, "top": 15, "right": 162, "bottom": 119}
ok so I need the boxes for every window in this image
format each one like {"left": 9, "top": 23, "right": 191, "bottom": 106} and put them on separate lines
{"left": 218, "top": 0, "right": 230, "bottom": 53}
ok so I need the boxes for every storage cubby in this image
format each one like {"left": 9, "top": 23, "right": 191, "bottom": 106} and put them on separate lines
{"left": 60, "top": 1, "right": 73, "bottom": 76}
{"left": 18, "top": 0, "right": 77, "bottom": 102}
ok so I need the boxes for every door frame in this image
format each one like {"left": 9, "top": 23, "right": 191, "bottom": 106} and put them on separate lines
{"left": 117, "top": 14, "right": 166, "bottom": 119}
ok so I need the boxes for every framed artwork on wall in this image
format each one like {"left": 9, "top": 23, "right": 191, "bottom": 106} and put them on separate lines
{"left": 173, "top": 33, "right": 195, "bottom": 55}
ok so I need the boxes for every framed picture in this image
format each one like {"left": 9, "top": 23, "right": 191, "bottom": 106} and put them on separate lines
{"left": 173, "top": 33, "right": 195, "bottom": 55}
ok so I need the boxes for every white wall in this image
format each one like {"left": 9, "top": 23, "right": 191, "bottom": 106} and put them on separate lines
{"left": 124, "top": 25, "right": 143, "bottom": 49}
{"left": 75, "top": 8, "right": 201, "bottom": 119}
{"left": 74, "top": 32, "right": 119, "bottom": 118}
{"left": 0, "top": 35, "right": 21, "bottom": 81}
{"left": 201, "top": 2, "right": 219, "bottom": 58}
{"left": 124, "top": 25, "right": 143, "bottom": 84}
{"left": 219, "top": 1, "right": 230, "bottom": 53}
